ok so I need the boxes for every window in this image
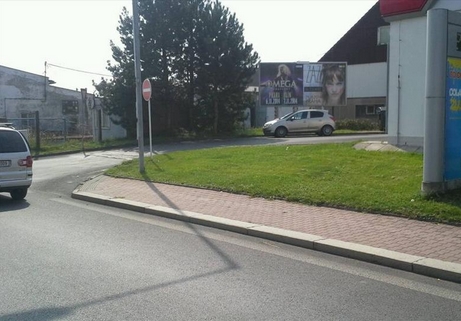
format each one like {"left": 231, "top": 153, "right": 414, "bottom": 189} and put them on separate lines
{"left": 366, "top": 106, "right": 376, "bottom": 115}
{"left": 62, "top": 100, "right": 79, "bottom": 115}
{"left": 310, "top": 111, "right": 324, "bottom": 118}
{"left": 20, "top": 112, "right": 35, "bottom": 129}
{"left": 356, "top": 105, "right": 381, "bottom": 118}
{"left": 292, "top": 112, "right": 308, "bottom": 120}
{"left": 0, "top": 131, "right": 28, "bottom": 153}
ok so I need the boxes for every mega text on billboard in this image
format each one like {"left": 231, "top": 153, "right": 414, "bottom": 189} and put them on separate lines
{"left": 259, "top": 62, "right": 347, "bottom": 107}
{"left": 259, "top": 63, "right": 303, "bottom": 106}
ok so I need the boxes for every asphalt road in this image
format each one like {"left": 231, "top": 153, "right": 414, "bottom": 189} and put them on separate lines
{"left": 1, "top": 135, "right": 460, "bottom": 320}
{"left": 141, "top": 133, "right": 389, "bottom": 154}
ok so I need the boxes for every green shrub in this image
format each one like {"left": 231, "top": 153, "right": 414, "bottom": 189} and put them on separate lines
{"left": 336, "top": 118, "right": 379, "bottom": 131}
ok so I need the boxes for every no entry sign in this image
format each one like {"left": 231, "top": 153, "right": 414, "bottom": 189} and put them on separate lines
{"left": 142, "top": 78, "right": 151, "bottom": 101}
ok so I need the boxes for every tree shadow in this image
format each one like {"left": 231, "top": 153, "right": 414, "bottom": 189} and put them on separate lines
{"left": 0, "top": 267, "right": 233, "bottom": 321}
{"left": 140, "top": 172, "right": 239, "bottom": 269}
{"left": 2, "top": 174, "right": 240, "bottom": 320}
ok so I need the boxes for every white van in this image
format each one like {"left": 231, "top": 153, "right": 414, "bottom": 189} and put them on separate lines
{"left": 0, "top": 125, "right": 33, "bottom": 200}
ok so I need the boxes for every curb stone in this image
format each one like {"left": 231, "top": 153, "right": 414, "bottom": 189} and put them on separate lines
{"left": 71, "top": 190, "right": 461, "bottom": 284}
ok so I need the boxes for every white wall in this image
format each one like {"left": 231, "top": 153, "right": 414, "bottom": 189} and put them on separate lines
{"left": 0, "top": 65, "right": 126, "bottom": 140}
{"left": 347, "top": 63, "right": 387, "bottom": 98}
{"left": 0, "top": 66, "right": 47, "bottom": 119}
{"left": 386, "top": 1, "right": 461, "bottom": 147}
{"left": 387, "top": 16, "right": 427, "bottom": 146}
{"left": 433, "top": 0, "right": 461, "bottom": 11}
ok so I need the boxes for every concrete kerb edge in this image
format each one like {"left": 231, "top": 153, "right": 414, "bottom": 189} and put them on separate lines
{"left": 248, "top": 225, "right": 324, "bottom": 250}
{"left": 314, "top": 239, "right": 422, "bottom": 271}
{"left": 146, "top": 205, "right": 258, "bottom": 234}
{"left": 71, "top": 190, "right": 461, "bottom": 284}
{"left": 413, "top": 258, "right": 461, "bottom": 283}
{"left": 71, "top": 190, "right": 111, "bottom": 206}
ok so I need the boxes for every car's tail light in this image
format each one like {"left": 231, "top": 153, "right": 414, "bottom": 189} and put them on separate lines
{"left": 330, "top": 116, "right": 336, "bottom": 122}
{"left": 18, "top": 156, "right": 33, "bottom": 168}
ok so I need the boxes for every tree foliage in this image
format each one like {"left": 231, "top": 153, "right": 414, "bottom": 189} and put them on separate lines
{"left": 95, "top": 0, "right": 259, "bottom": 137}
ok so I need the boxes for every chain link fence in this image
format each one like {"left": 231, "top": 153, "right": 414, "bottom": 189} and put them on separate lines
{"left": 7, "top": 112, "right": 93, "bottom": 153}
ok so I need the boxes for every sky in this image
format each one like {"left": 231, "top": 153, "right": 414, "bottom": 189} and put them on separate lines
{"left": 0, "top": 0, "right": 378, "bottom": 92}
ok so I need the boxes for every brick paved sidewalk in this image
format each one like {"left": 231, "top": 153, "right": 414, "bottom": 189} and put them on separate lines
{"left": 79, "top": 175, "right": 461, "bottom": 265}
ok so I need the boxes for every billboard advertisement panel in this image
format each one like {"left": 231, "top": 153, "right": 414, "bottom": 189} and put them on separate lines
{"left": 303, "top": 62, "right": 347, "bottom": 107}
{"left": 444, "top": 57, "right": 461, "bottom": 181}
{"left": 259, "top": 62, "right": 346, "bottom": 107}
{"left": 259, "top": 63, "right": 303, "bottom": 106}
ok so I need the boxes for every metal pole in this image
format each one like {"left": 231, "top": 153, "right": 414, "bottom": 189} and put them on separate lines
{"left": 35, "top": 111, "right": 40, "bottom": 157}
{"left": 98, "top": 110, "right": 102, "bottom": 143}
{"left": 422, "top": 9, "right": 448, "bottom": 194}
{"left": 148, "top": 99, "right": 152, "bottom": 157}
{"left": 132, "top": 0, "right": 145, "bottom": 173}
{"left": 63, "top": 118, "right": 67, "bottom": 142}
{"left": 44, "top": 61, "right": 47, "bottom": 102}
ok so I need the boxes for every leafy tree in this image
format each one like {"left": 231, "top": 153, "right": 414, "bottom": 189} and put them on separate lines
{"left": 94, "top": 7, "right": 137, "bottom": 138}
{"left": 139, "top": 0, "right": 185, "bottom": 132}
{"left": 194, "top": 1, "right": 259, "bottom": 134}
{"left": 95, "top": 0, "right": 259, "bottom": 137}
{"left": 175, "top": 0, "right": 208, "bottom": 130}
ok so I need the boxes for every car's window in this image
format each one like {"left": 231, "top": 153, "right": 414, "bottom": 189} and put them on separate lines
{"left": 280, "top": 112, "right": 295, "bottom": 120}
{"left": 0, "top": 131, "right": 28, "bottom": 153}
{"left": 291, "top": 113, "right": 300, "bottom": 120}
{"left": 290, "top": 112, "right": 308, "bottom": 120}
{"left": 310, "top": 111, "right": 324, "bottom": 119}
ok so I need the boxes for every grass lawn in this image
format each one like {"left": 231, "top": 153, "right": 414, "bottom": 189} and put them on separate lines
{"left": 105, "top": 142, "right": 461, "bottom": 225}
{"left": 29, "top": 138, "right": 137, "bottom": 156}
{"left": 28, "top": 127, "right": 381, "bottom": 156}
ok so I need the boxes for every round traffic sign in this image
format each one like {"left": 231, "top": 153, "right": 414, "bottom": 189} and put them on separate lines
{"left": 142, "top": 78, "right": 151, "bottom": 101}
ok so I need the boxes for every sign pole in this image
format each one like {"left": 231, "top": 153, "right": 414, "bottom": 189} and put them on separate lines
{"left": 142, "top": 78, "right": 153, "bottom": 157}
{"left": 132, "top": 0, "right": 144, "bottom": 173}
{"left": 148, "top": 99, "right": 152, "bottom": 157}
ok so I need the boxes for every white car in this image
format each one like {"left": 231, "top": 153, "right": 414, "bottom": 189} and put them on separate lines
{"left": 263, "top": 109, "right": 336, "bottom": 137}
{"left": 0, "top": 124, "right": 33, "bottom": 200}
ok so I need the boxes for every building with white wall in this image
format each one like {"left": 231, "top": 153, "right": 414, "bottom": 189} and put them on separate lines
{"left": 0, "top": 65, "right": 126, "bottom": 141}
{"left": 319, "top": 2, "right": 389, "bottom": 123}
{"left": 383, "top": 0, "right": 461, "bottom": 147}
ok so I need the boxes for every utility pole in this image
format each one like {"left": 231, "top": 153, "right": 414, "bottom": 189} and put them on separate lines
{"left": 132, "top": 0, "right": 145, "bottom": 173}
{"left": 44, "top": 61, "right": 47, "bottom": 102}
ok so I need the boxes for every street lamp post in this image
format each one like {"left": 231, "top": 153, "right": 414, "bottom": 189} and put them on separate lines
{"left": 132, "top": 0, "right": 145, "bottom": 173}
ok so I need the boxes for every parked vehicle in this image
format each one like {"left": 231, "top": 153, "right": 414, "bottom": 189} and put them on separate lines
{"left": 0, "top": 124, "right": 33, "bottom": 200}
{"left": 263, "top": 109, "right": 336, "bottom": 137}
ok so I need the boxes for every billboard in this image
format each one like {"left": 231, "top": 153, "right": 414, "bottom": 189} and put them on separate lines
{"left": 259, "top": 62, "right": 347, "bottom": 107}
{"left": 444, "top": 57, "right": 461, "bottom": 181}
{"left": 259, "top": 63, "right": 303, "bottom": 106}
{"left": 303, "top": 62, "right": 347, "bottom": 107}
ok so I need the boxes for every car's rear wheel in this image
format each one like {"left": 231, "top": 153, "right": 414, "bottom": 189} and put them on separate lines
{"left": 320, "top": 125, "right": 333, "bottom": 136}
{"left": 10, "top": 188, "right": 27, "bottom": 200}
{"left": 275, "top": 126, "right": 287, "bottom": 138}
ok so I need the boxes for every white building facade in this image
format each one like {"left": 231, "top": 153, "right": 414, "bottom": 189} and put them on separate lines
{"left": 0, "top": 65, "right": 126, "bottom": 141}
{"left": 385, "top": 0, "right": 461, "bottom": 147}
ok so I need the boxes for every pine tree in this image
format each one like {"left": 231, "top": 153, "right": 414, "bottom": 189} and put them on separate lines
{"left": 94, "top": 0, "right": 259, "bottom": 137}
{"left": 195, "top": 0, "right": 259, "bottom": 134}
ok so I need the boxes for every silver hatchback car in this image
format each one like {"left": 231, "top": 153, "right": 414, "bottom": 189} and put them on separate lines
{"left": 0, "top": 124, "right": 33, "bottom": 200}
{"left": 263, "top": 109, "right": 336, "bottom": 137}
